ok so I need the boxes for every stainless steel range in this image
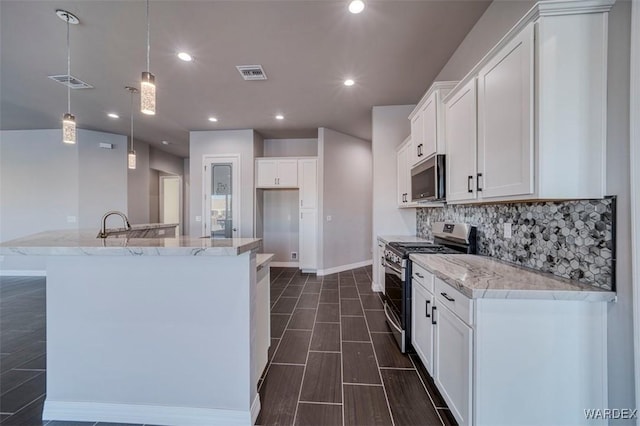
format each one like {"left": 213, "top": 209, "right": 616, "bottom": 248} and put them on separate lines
{"left": 383, "top": 222, "right": 477, "bottom": 353}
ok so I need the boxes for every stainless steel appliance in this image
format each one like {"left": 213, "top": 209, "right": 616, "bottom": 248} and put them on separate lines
{"left": 411, "top": 154, "right": 446, "bottom": 202}
{"left": 383, "top": 222, "right": 476, "bottom": 353}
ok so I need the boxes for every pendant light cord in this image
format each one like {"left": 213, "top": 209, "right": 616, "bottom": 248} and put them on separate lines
{"left": 146, "top": 0, "right": 150, "bottom": 72}
{"left": 66, "top": 14, "right": 71, "bottom": 113}
{"left": 130, "top": 90, "right": 135, "bottom": 151}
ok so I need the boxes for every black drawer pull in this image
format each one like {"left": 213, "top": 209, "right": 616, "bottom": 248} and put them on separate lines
{"left": 415, "top": 272, "right": 424, "bottom": 279}
{"left": 477, "top": 173, "right": 483, "bottom": 192}
{"left": 431, "top": 306, "right": 437, "bottom": 325}
{"left": 441, "top": 292, "right": 455, "bottom": 302}
{"left": 467, "top": 175, "right": 473, "bottom": 193}
{"left": 425, "top": 300, "right": 430, "bottom": 318}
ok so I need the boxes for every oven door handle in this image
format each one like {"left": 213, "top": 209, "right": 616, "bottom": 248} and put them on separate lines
{"left": 385, "top": 263, "right": 403, "bottom": 276}
{"left": 383, "top": 302, "right": 403, "bottom": 334}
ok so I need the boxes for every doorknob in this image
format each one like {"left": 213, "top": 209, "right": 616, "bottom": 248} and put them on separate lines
{"left": 232, "top": 228, "right": 237, "bottom": 232}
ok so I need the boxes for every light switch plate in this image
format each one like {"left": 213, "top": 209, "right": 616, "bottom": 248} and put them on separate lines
{"left": 504, "top": 222, "right": 512, "bottom": 239}
{"left": 326, "top": 215, "right": 332, "bottom": 222}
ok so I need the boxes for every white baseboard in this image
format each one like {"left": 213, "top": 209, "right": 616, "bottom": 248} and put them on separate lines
{"left": 0, "top": 270, "right": 46, "bottom": 277}
{"left": 317, "top": 259, "right": 372, "bottom": 276}
{"left": 43, "top": 400, "right": 252, "bottom": 426}
{"left": 251, "top": 394, "right": 261, "bottom": 425}
{"left": 270, "top": 261, "right": 299, "bottom": 267}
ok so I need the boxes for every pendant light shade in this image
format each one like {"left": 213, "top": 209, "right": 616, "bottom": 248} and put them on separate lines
{"left": 57, "top": 9, "right": 79, "bottom": 144}
{"left": 141, "top": 0, "right": 156, "bottom": 115}
{"left": 126, "top": 86, "right": 138, "bottom": 170}
{"left": 141, "top": 71, "right": 156, "bottom": 115}
{"left": 62, "top": 113, "right": 76, "bottom": 144}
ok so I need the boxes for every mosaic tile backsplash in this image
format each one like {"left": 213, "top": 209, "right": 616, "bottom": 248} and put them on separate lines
{"left": 416, "top": 198, "right": 615, "bottom": 290}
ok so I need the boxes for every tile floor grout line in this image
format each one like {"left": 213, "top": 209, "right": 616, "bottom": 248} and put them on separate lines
{"left": 356, "top": 272, "right": 396, "bottom": 426}
{"left": 408, "top": 353, "right": 448, "bottom": 425}
{"left": 0, "top": 370, "right": 45, "bottom": 400}
{"left": 1, "top": 393, "right": 46, "bottom": 423}
{"left": 378, "top": 366, "right": 416, "bottom": 370}
{"left": 292, "top": 274, "right": 322, "bottom": 426}
{"left": 308, "top": 350, "right": 341, "bottom": 354}
{"left": 269, "top": 362, "right": 306, "bottom": 367}
{"left": 298, "top": 400, "right": 343, "bottom": 406}
{"left": 343, "top": 382, "right": 384, "bottom": 387}
{"left": 339, "top": 274, "right": 346, "bottom": 426}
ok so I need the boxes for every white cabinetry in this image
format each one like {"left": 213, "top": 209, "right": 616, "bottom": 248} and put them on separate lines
{"left": 410, "top": 262, "right": 609, "bottom": 426}
{"left": 444, "top": 0, "right": 611, "bottom": 203}
{"left": 298, "top": 159, "right": 317, "bottom": 209}
{"left": 477, "top": 23, "right": 534, "bottom": 199}
{"left": 408, "top": 82, "right": 457, "bottom": 168}
{"left": 255, "top": 257, "right": 271, "bottom": 383}
{"left": 445, "top": 79, "right": 477, "bottom": 203}
{"left": 299, "top": 210, "right": 317, "bottom": 271}
{"left": 374, "top": 239, "right": 386, "bottom": 292}
{"left": 256, "top": 158, "right": 298, "bottom": 188}
{"left": 396, "top": 138, "right": 412, "bottom": 207}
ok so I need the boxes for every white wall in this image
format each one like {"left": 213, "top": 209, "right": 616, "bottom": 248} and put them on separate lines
{"left": 371, "top": 105, "right": 417, "bottom": 244}
{"left": 150, "top": 146, "right": 184, "bottom": 176}
{"left": 433, "top": 0, "right": 635, "bottom": 416}
{"left": 189, "top": 129, "right": 258, "bottom": 238}
{"left": 127, "top": 139, "right": 151, "bottom": 224}
{"left": 263, "top": 138, "right": 318, "bottom": 157}
{"left": 318, "top": 128, "right": 372, "bottom": 272}
{"left": 0, "top": 129, "right": 127, "bottom": 271}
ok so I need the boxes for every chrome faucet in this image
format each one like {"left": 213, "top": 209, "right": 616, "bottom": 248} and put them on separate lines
{"left": 98, "top": 211, "right": 131, "bottom": 238}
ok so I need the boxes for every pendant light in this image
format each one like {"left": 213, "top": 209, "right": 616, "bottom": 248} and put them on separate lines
{"left": 140, "top": 0, "right": 156, "bottom": 115}
{"left": 126, "top": 86, "right": 138, "bottom": 169}
{"left": 56, "top": 9, "right": 79, "bottom": 144}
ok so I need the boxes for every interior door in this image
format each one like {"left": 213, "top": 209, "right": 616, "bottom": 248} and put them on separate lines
{"left": 204, "top": 156, "right": 240, "bottom": 238}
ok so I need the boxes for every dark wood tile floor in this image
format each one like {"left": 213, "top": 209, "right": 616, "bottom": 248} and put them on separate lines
{"left": 1, "top": 267, "right": 456, "bottom": 426}
{"left": 258, "top": 267, "right": 456, "bottom": 426}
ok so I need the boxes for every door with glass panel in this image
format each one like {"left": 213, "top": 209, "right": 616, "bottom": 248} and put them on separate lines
{"left": 203, "top": 156, "right": 240, "bottom": 238}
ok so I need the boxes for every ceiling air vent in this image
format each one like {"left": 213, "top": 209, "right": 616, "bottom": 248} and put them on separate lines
{"left": 48, "top": 74, "right": 94, "bottom": 89}
{"left": 236, "top": 65, "right": 267, "bottom": 81}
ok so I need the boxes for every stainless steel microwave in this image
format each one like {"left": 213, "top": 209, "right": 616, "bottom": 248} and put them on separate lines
{"left": 411, "top": 154, "right": 446, "bottom": 202}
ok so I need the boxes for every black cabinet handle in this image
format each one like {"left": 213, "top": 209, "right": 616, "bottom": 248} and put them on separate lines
{"left": 425, "top": 300, "right": 430, "bottom": 318}
{"left": 477, "top": 173, "right": 483, "bottom": 192}
{"left": 415, "top": 272, "right": 424, "bottom": 279}
{"left": 441, "top": 292, "right": 455, "bottom": 302}
{"left": 431, "top": 306, "right": 437, "bottom": 325}
{"left": 468, "top": 176, "right": 473, "bottom": 193}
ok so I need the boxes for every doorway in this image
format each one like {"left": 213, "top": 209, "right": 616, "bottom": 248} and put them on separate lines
{"left": 160, "top": 175, "right": 182, "bottom": 235}
{"left": 203, "top": 155, "right": 240, "bottom": 238}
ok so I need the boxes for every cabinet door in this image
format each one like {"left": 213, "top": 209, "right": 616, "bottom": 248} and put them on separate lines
{"left": 434, "top": 304, "right": 472, "bottom": 426}
{"left": 445, "top": 79, "right": 477, "bottom": 203}
{"left": 277, "top": 160, "right": 298, "bottom": 187}
{"left": 256, "top": 159, "right": 278, "bottom": 187}
{"left": 255, "top": 264, "right": 270, "bottom": 381}
{"left": 410, "top": 112, "right": 424, "bottom": 166}
{"left": 477, "top": 22, "right": 534, "bottom": 199}
{"left": 299, "top": 209, "right": 317, "bottom": 270}
{"left": 412, "top": 283, "right": 435, "bottom": 375}
{"left": 421, "top": 93, "right": 438, "bottom": 160}
{"left": 298, "top": 159, "right": 317, "bottom": 209}
{"left": 397, "top": 144, "right": 409, "bottom": 207}
{"left": 377, "top": 241, "right": 386, "bottom": 292}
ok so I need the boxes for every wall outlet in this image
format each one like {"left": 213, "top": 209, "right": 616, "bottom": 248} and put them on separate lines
{"left": 195, "top": 216, "right": 202, "bottom": 222}
{"left": 67, "top": 216, "right": 77, "bottom": 223}
{"left": 504, "top": 222, "right": 512, "bottom": 239}
{"left": 326, "top": 215, "right": 332, "bottom": 222}
{"left": 291, "top": 252, "right": 298, "bottom": 260}
{"left": 99, "top": 142, "right": 114, "bottom": 149}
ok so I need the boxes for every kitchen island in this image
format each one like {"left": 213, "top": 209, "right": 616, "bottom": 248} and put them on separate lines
{"left": 0, "top": 231, "right": 265, "bottom": 426}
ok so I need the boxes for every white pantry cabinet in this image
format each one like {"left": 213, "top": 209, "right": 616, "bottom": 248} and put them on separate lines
{"left": 256, "top": 158, "right": 298, "bottom": 188}
{"left": 298, "top": 159, "right": 317, "bottom": 209}
{"left": 299, "top": 209, "right": 317, "bottom": 272}
{"left": 396, "top": 137, "right": 414, "bottom": 208}
{"left": 443, "top": 1, "right": 612, "bottom": 203}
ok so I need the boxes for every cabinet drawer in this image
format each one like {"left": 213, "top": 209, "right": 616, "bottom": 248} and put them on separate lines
{"left": 412, "top": 263, "right": 434, "bottom": 293}
{"left": 435, "top": 278, "right": 472, "bottom": 325}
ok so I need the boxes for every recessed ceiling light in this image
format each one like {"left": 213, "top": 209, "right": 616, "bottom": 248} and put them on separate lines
{"left": 177, "top": 52, "right": 192, "bottom": 62}
{"left": 344, "top": 79, "right": 355, "bottom": 86}
{"left": 275, "top": 114, "right": 284, "bottom": 120}
{"left": 161, "top": 140, "right": 169, "bottom": 145}
{"left": 348, "top": 0, "right": 365, "bottom": 14}
{"left": 208, "top": 117, "right": 218, "bottom": 122}
{"left": 107, "top": 113, "right": 119, "bottom": 119}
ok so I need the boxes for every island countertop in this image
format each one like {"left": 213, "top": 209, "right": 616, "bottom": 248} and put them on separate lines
{"left": 0, "top": 230, "right": 262, "bottom": 257}
{"left": 409, "top": 253, "right": 615, "bottom": 302}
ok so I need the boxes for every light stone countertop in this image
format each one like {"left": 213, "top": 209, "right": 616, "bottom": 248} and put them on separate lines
{"left": 257, "top": 253, "right": 274, "bottom": 269}
{"left": 410, "top": 254, "right": 616, "bottom": 302}
{"left": 378, "top": 235, "right": 431, "bottom": 245}
{"left": 104, "top": 222, "right": 179, "bottom": 232}
{"left": 0, "top": 230, "right": 262, "bottom": 257}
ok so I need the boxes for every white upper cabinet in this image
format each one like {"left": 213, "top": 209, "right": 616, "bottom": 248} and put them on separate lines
{"left": 298, "top": 159, "right": 317, "bottom": 209}
{"left": 445, "top": 79, "right": 477, "bottom": 203}
{"left": 477, "top": 22, "right": 534, "bottom": 199}
{"left": 443, "top": 1, "right": 611, "bottom": 203}
{"left": 256, "top": 158, "right": 298, "bottom": 188}
{"left": 409, "top": 82, "right": 457, "bottom": 168}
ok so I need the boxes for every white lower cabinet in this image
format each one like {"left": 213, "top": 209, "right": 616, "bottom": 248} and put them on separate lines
{"left": 255, "top": 259, "right": 271, "bottom": 385}
{"left": 375, "top": 239, "right": 386, "bottom": 291}
{"left": 411, "top": 269, "right": 608, "bottom": 426}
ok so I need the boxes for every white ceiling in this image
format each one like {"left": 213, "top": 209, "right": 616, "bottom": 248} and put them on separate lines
{"left": 0, "top": 1, "right": 491, "bottom": 157}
